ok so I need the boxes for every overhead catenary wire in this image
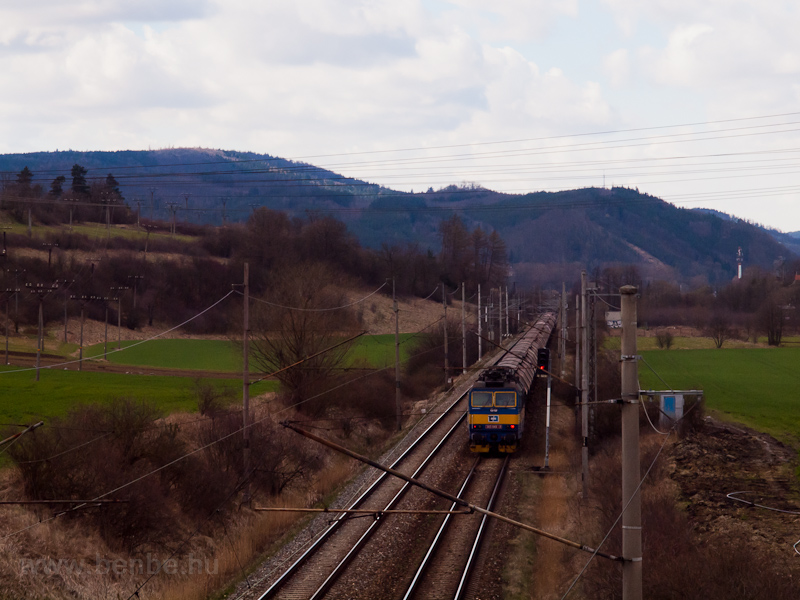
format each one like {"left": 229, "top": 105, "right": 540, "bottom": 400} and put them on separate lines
{"left": 6, "top": 109, "right": 800, "bottom": 178}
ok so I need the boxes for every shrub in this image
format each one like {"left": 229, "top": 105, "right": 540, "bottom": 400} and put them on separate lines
{"left": 655, "top": 329, "right": 673, "bottom": 349}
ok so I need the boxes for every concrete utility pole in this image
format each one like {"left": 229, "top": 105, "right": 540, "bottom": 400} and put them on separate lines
{"left": 620, "top": 285, "right": 642, "bottom": 600}
{"left": 461, "top": 283, "right": 466, "bottom": 375}
{"left": 111, "top": 286, "right": 129, "bottom": 350}
{"left": 104, "top": 297, "right": 111, "bottom": 359}
{"left": 488, "top": 289, "right": 493, "bottom": 343}
{"left": 3, "top": 287, "right": 19, "bottom": 366}
{"left": 443, "top": 284, "right": 449, "bottom": 386}
{"left": 127, "top": 275, "right": 144, "bottom": 311}
{"left": 560, "top": 283, "right": 567, "bottom": 378}
{"left": 27, "top": 281, "right": 60, "bottom": 381}
{"left": 60, "top": 280, "right": 75, "bottom": 344}
{"left": 505, "top": 286, "right": 509, "bottom": 335}
{"left": 242, "top": 263, "right": 251, "bottom": 505}
{"left": 477, "top": 284, "right": 482, "bottom": 359}
{"left": 581, "top": 270, "right": 589, "bottom": 499}
{"left": 498, "top": 287, "right": 503, "bottom": 339}
{"left": 167, "top": 203, "right": 179, "bottom": 235}
{"left": 393, "top": 278, "right": 401, "bottom": 431}
{"left": 71, "top": 295, "right": 87, "bottom": 370}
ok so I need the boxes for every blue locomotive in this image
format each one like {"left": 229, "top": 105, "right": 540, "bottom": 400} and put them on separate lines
{"left": 468, "top": 313, "right": 556, "bottom": 453}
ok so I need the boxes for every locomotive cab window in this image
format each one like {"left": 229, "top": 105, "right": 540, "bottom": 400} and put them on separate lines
{"left": 494, "top": 391, "right": 516, "bottom": 407}
{"left": 471, "top": 391, "right": 493, "bottom": 407}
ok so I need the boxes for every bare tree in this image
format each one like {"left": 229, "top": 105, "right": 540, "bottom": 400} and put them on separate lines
{"left": 707, "top": 312, "right": 732, "bottom": 348}
{"left": 759, "top": 293, "right": 785, "bottom": 346}
{"left": 250, "top": 262, "right": 361, "bottom": 415}
{"left": 655, "top": 329, "right": 674, "bottom": 349}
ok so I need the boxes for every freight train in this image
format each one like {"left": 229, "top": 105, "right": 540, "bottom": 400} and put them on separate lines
{"left": 468, "top": 312, "right": 556, "bottom": 453}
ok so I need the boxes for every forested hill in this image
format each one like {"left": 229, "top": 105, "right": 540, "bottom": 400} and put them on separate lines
{"left": 0, "top": 148, "right": 792, "bottom": 285}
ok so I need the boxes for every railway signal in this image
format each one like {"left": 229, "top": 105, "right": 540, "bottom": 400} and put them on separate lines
{"left": 537, "top": 347, "right": 550, "bottom": 372}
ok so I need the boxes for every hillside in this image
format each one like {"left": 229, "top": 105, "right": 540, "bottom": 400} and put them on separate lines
{"left": 0, "top": 148, "right": 794, "bottom": 285}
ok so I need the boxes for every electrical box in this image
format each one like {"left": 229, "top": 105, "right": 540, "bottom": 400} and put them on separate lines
{"left": 659, "top": 393, "right": 684, "bottom": 429}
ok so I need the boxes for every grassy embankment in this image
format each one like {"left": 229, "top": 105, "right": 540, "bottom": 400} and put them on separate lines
{"left": 637, "top": 345, "right": 800, "bottom": 446}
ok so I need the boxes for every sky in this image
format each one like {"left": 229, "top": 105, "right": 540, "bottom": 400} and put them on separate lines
{"left": 2, "top": 0, "right": 800, "bottom": 231}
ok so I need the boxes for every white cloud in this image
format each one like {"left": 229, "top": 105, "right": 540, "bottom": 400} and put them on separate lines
{"left": 603, "top": 48, "right": 630, "bottom": 87}
{"left": 2, "top": 0, "right": 800, "bottom": 229}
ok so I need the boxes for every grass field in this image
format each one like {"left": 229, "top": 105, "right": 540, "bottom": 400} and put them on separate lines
{"left": 639, "top": 347, "right": 800, "bottom": 445}
{"left": 0, "top": 333, "right": 417, "bottom": 425}
{"left": 85, "top": 339, "right": 243, "bottom": 371}
{"left": 0, "top": 366, "right": 275, "bottom": 424}
{"left": 84, "top": 334, "right": 420, "bottom": 372}
{"left": 605, "top": 335, "right": 788, "bottom": 351}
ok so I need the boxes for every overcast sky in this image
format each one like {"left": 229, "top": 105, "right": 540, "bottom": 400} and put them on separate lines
{"left": 2, "top": 0, "right": 800, "bottom": 231}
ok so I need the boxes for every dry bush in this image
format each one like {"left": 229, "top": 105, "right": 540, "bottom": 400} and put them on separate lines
{"left": 192, "top": 408, "right": 322, "bottom": 503}
{"left": 403, "top": 319, "right": 479, "bottom": 397}
{"left": 583, "top": 436, "right": 797, "bottom": 600}
{"left": 654, "top": 329, "right": 673, "bottom": 349}
{"left": 194, "top": 380, "right": 236, "bottom": 416}
{"left": 7, "top": 399, "right": 187, "bottom": 552}
{"left": 322, "top": 369, "right": 398, "bottom": 433}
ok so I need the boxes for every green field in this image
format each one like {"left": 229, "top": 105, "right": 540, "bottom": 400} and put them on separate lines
{"left": 85, "top": 334, "right": 419, "bottom": 372}
{"left": 0, "top": 366, "right": 275, "bottom": 424}
{"left": 0, "top": 334, "right": 417, "bottom": 426}
{"left": 639, "top": 347, "right": 800, "bottom": 445}
{"left": 85, "top": 339, "right": 243, "bottom": 371}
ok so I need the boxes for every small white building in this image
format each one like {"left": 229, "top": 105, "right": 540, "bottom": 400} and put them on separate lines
{"left": 606, "top": 310, "right": 621, "bottom": 328}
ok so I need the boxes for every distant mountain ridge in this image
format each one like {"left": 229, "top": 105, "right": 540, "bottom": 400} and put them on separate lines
{"left": 0, "top": 148, "right": 793, "bottom": 286}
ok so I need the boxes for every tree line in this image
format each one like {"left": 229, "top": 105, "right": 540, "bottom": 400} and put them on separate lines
{"left": 1, "top": 164, "right": 132, "bottom": 227}
{"left": 0, "top": 184, "right": 510, "bottom": 336}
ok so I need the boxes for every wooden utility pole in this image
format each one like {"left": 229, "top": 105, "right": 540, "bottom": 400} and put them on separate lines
{"left": 242, "top": 263, "right": 251, "bottom": 505}
{"left": 620, "top": 285, "right": 642, "bottom": 600}
{"left": 580, "top": 270, "right": 589, "bottom": 499}
{"left": 393, "top": 279, "right": 401, "bottom": 431}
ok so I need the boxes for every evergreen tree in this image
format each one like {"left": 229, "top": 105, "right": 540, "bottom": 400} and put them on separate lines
{"left": 49, "top": 175, "right": 66, "bottom": 197}
{"left": 71, "top": 164, "right": 89, "bottom": 196}
{"left": 16, "top": 166, "right": 33, "bottom": 187}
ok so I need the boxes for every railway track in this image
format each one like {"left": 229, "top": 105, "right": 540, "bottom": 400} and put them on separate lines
{"left": 243, "top": 389, "right": 471, "bottom": 600}
{"left": 402, "top": 455, "right": 510, "bottom": 600}
{"left": 230, "top": 328, "right": 545, "bottom": 600}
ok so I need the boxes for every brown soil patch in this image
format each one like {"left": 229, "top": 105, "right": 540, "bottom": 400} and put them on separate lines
{"left": 670, "top": 419, "right": 799, "bottom": 545}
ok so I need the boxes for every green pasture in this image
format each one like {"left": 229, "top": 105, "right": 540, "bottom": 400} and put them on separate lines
{"left": 0, "top": 219, "right": 194, "bottom": 244}
{"left": 85, "top": 339, "right": 243, "bottom": 371}
{"left": 345, "top": 334, "right": 418, "bottom": 368}
{"left": 0, "top": 366, "right": 275, "bottom": 424}
{"left": 639, "top": 347, "right": 800, "bottom": 445}
{"left": 606, "top": 335, "right": 774, "bottom": 351}
{"left": 85, "top": 334, "right": 420, "bottom": 372}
